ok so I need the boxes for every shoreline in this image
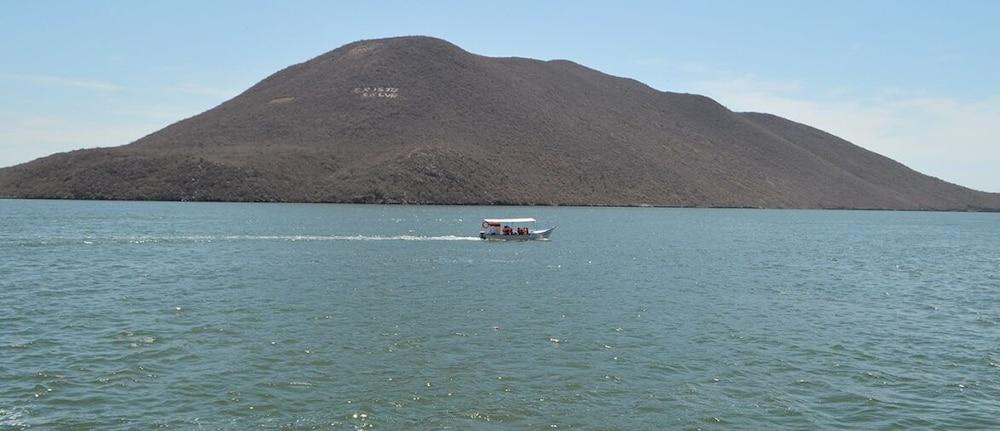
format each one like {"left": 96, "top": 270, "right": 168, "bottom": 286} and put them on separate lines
{"left": 2, "top": 196, "right": 998, "bottom": 213}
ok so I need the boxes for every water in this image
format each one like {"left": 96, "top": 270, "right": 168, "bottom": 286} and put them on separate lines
{"left": 1, "top": 200, "right": 998, "bottom": 430}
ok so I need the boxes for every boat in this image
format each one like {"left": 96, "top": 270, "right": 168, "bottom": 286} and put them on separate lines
{"left": 479, "top": 218, "right": 555, "bottom": 241}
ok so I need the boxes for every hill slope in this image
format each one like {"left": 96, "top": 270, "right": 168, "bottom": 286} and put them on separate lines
{"left": 2, "top": 36, "right": 998, "bottom": 210}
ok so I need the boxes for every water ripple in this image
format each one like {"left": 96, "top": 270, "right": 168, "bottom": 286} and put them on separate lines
{"left": 2, "top": 202, "right": 999, "bottom": 429}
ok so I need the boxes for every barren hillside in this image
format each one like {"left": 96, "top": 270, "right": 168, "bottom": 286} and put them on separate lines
{"left": 2, "top": 36, "right": 997, "bottom": 210}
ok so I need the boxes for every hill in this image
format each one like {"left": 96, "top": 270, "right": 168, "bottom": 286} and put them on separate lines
{"left": 2, "top": 36, "right": 998, "bottom": 210}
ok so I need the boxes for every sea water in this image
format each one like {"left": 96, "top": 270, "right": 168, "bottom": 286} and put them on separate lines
{"left": 1, "top": 200, "right": 998, "bottom": 429}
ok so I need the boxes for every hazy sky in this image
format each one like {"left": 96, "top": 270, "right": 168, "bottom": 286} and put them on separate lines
{"left": 2, "top": 0, "right": 998, "bottom": 191}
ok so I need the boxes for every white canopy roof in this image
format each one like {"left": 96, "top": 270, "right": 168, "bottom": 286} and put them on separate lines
{"left": 484, "top": 218, "right": 536, "bottom": 223}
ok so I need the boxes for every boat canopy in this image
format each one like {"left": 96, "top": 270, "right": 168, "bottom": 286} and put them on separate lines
{"left": 484, "top": 218, "right": 536, "bottom": 224}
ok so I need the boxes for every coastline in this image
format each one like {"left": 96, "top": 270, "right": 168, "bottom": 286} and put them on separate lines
{"left": 3, "top": 196, "right": 998, "bottom": 213}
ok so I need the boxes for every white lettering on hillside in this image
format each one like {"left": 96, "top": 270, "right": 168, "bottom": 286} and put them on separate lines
{"left": 347, "top": 43, "right": 381, "bottom": 56}
{"left": 353, "top": 87, "right": 399, "bottom": 99}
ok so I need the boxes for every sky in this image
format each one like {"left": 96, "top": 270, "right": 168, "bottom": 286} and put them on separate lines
{"left": 2, "top": 0, "right": 998, "bottom": 191}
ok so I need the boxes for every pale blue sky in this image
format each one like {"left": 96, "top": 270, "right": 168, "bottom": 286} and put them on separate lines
{"left": 2, "top": 0, "right": 998, "bottom": 191}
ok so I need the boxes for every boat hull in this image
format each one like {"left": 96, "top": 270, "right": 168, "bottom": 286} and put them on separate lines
{"left": 479, "top": 227, "right": 555, "bottom": 241}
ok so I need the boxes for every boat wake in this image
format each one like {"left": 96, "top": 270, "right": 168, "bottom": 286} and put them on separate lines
{"left": 121, "top": 234, "right": 482, "bottom": 243}
{"left": 7, "top": 234, "right": 483, "bottom": 246}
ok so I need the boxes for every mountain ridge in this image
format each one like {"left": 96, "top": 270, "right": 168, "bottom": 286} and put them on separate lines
{"left": 2, "top": 36, "right": 998, "bottom": 210}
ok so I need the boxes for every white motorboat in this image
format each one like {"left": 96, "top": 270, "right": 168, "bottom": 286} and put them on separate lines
{"left": 479, "top": 218, "right": 555, "bottom": 241}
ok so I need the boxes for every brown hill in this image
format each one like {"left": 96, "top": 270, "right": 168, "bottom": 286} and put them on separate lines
{"left": 2, "top": 36, "right": 998, "bottom": 210}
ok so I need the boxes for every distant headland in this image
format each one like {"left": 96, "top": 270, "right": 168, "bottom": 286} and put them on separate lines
{"left": 1, "top": 36, "right": 998, "bottom": 211}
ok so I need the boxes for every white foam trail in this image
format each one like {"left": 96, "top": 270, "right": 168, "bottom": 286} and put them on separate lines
{"left": 117, "top": 234, "right": 481, "bottom": 242}
{"left": 241, "top": 235, "right": 480, "bottom": 241}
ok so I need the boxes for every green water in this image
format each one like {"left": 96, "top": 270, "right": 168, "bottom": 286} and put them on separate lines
{"left": 1, "top": 200, "right": 998, "bottom": 429}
